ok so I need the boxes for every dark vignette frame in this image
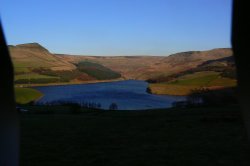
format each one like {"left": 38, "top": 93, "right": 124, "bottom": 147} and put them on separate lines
{"left": 0, "top": 1, "right": 248, "bottom": 165}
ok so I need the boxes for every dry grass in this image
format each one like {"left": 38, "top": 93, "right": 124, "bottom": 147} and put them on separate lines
{"left": 148, "top": 84, "right": 198, "bottom": 95}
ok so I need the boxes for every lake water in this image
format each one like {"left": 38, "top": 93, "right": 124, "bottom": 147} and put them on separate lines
{"left": 35, "top": 80, "right": 186, "bottom": 110}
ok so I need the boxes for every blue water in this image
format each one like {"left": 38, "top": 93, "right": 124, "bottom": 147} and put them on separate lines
{"left": 34, "top": 80, "right": 186, "bottom": 110}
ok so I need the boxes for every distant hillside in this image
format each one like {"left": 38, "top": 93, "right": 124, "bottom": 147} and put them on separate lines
{"left": 57, "top": 48, "right": 233, "bottom": 80}
{"left": 147, "top": 54, "right": 237, "bottom": 96}
{"left": 145, "top": 48, "right": 233, "bottom": 80}
{"left": 55, "top": 54, "right": 164, "bottom": 80}
{"left": 197, "top": 56, "right": 235, "bottom": 68}
{"left": 147, "top": 55, "right": 236, "bottom": 83}
{"left": 9, "top": 43, "right": 234, "bottom": 85}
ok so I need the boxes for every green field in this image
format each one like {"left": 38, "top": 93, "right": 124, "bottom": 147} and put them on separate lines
{"left": 14, "top": 73, "right": 60, "bottom": 84}
{"left": 15, "top": 87, "right": 43, "bottom": 104}
{"left": 13, "top": 61, "right": 53, "bottom": 73}
{"left": 170, "top": 71, "right": 220, "bottom": 86}
{"left": 15, "top": 73, "right": 59, "bottom": 80}
{"left": 149, "top": 71, "right": 237, "bottom": 95}
{"left": 208, "top": 77, "right": 237, "bottom": 87}
{"left": 20, "top": 104, "right": 250, "bottom": 166}
{"left": 14, "top": 67, "right": 30, "bottom": 73}
{"left": 13, "top": 61, "right": 122, "bottom": 84}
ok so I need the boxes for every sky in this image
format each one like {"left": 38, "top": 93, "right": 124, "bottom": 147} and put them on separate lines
{"left": 0, "top": 0, "right": 232, "bottom": 56}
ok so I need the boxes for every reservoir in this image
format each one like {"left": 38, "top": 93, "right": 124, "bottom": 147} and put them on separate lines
{"left": 35, "top": 80, "right": 186, "bottom": 110}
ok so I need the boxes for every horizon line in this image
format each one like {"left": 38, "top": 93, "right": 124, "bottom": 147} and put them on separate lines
{"left": 8, "top": 42, "right": 232, "bottom": 57}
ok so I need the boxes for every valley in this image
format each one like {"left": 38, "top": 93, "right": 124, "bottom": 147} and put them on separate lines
{"left": 10, "top": 43, "right": 236, "bottom": 99}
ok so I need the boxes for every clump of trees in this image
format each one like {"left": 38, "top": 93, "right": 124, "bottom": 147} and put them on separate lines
{"left": 76, "top": 61, "right": 121, "bottom": 80}
{"left": 188, "top": 87, "right": 238, "bottom": 106}
{"left": 172, "top": 87, "right": 238, "bottom": 108}
{"left": 38, "top": 100, "right": 101, "bottom": 108}
{"left": 146, "top": 87, "right": 152, "bottom": 93}
{"left": 220, "top": 69, "right": 237, "bottom": 79}
{"left": 109, "top": 103, "right": 118, "bottom": 110}
{"left": 32, "top": 68, "right": 87, "bottom": 82}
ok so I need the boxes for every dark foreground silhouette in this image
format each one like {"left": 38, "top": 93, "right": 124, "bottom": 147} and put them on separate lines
{"left": 19, "top": 104, "right": 249, "bottom": 166}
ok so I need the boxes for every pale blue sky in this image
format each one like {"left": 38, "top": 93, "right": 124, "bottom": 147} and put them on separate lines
{"left": 0, "top": 0, "right": 232, "bottom": 56}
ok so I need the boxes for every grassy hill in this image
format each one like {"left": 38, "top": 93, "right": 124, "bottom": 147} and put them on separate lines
{"left": 148, "top": 72, "right": 236, "bottom": 95}
{"left": 9, "top": 43, "right": 85, "bottom": 84}
{"left": 147, "top": 55, "right": 237, "bottom": 96}
{"left": 10, "top": 43, "right": 76, "bottom": 73}
{"left": 9, "top": 43, "right": 122, "bottom": 84}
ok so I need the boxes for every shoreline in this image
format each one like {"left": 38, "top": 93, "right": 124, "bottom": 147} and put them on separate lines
{"left": 15, "top": 79, "right": 187, "bottom": 97}
{"left": 34, "top": 93, "right": 44, "bottom": 102}
{"left": 15, "top": 79, "right": 194, "bottom": 97}
{"left": 14, "top": 78, "right": 127, "bottom": 88}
